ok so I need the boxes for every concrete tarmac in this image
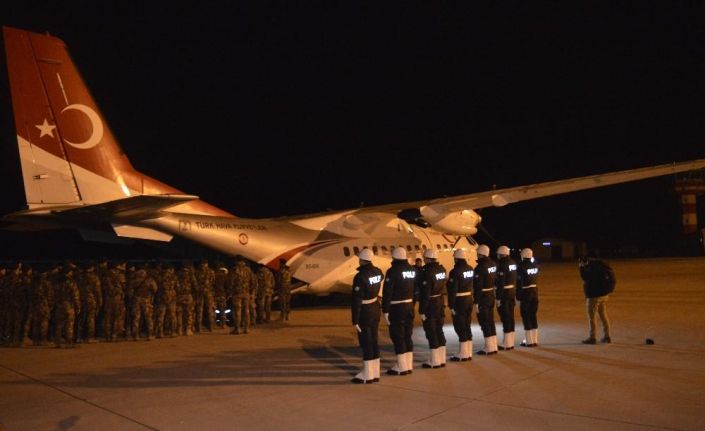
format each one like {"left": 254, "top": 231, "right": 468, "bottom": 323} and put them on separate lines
{"left": 1, "top": 258, "right": 704, "bottom": 431}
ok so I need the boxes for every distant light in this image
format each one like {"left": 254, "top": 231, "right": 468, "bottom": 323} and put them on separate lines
{"left": 542, "top": 242, "right": 551, "bottom": 246}
{"left": 215, "top": 310, "right": 221, "bottom": 314}
{"left": 225, "top": 309, "right": 232, "bottom": 313}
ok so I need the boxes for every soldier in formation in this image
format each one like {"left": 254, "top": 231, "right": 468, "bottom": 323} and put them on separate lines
{"left": 213, "top": 262, "right": 228, "bottom": 328}
{"left": 257, "top": 264, "right": 275, "bottom": 323}
{"left": 228, "top": 257, "right": 255, "bottom": 335}
{"left": 277, "top": 259, "right": 292, "bottom": 321}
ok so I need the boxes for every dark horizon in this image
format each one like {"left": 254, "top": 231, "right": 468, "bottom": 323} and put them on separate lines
{"left": 1, "top": 3, "right": 704, "bottom": 259}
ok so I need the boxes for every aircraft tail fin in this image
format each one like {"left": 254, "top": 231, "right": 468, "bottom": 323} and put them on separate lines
{"left": 3, "top": 26, "right": 232, "bottom": 218}
{"left": 3, "top": 26, "right": 142, "bottom": 209}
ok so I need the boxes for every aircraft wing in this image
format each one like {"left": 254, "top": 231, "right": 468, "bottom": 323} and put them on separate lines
{"left": 335, "top": 159, "right": 705, "bottom": 235}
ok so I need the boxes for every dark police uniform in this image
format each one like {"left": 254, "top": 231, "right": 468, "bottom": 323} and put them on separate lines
{"left": 473, "top": 255, "right": 498, "bottom": 353}
{"left": 495, "top": 255, "right": 518, "bottom": 344}
{"left": 382, "top": 259, "right": 416, "bottom": 370}
{"left": 447, "top": 260, "right": 474, "bottom": 346}
{"left": 352, "top": 263, "right": 383, "bottom": 361}
{"left": 418, "top": 261, "right": 447, "bottom": 352}
{"left": 517, "top": 258, "right": 539, "bottom": 346}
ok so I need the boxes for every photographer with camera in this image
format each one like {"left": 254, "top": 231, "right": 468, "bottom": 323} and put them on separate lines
{"left": 578, "top": 250, "right": 615, "bottom": 344}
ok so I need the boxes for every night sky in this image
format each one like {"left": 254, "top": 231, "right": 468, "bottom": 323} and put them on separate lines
{"left": 1, "top": 2, "right": 704, "bottom": 259}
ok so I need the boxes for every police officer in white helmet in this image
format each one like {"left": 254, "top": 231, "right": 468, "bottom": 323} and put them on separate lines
{"left": 382, "top": 247, "right": 416, "bottom": 375}
{"left": 418, "top": 248, "right": 448, "bottom": 369}
{"left": 495, "top": 245, "right": 518, "bottom": 350}
{"left": 447, "top": 248, "right": 475, "bottom": 361}
{"left": 517, "top": 248, "right": 540, "bottom": 347}
{"left": 350, "top": 248, "right": 384, "bottom": 383}
{"left": 473, "top": 244, "right": 499, "bottom": 355}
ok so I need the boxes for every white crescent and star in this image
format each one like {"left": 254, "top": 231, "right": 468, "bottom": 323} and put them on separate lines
{"left": 34, "top": 103, "right": 104, "bottom": 150}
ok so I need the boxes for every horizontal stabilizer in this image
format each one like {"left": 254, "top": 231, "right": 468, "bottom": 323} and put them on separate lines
{"left": 54, "top": 194, "right": 199, "bottom": 223}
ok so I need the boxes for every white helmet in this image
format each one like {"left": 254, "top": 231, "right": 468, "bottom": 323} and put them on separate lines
{"left": 453, "top": 249, "right": 467, "bottom": 259}
{"left": 358, "top": 248, "right": 374, "bottom": 262}
{"left": 423, "top": 249, "right": 438, "bottom": 259}
{"left": 497, "top": 245, "right": 510, "bottom": 256}
{"left": 521, "top": 248, "right": 533, "bottom": 259}
{"left": 477, "top": 244, "right": 490, "bottom": 257}
{"left": 392, "top": 247, "right": 407, "bottom": 260}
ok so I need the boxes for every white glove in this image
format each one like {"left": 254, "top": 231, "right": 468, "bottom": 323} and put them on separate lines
{"left": 474, "top": 304, "right": 479, "bottom": 314}
{"left": 384, "top": 313, "right": 390, "bottom": 325}
{"left": 354, "top": 324, "right": 362, "bottom": 333}
{"left": 451, "top": 309, "right": 456, "bottom": 316}
{"left": 420, "top": 314, "right": 426, "bottom": 322}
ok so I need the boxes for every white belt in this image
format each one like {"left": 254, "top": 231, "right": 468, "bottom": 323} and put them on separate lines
{"left": 429, "top": 294, "right": 442, "bottom": 298}
{"left": 503, "top": 285, "right": 515, "bottom": 289}
{"left": 361, "top": 298, "right": 378, "bottom": 305}
{"left": 522, "top": 284, "right": 536, "bottom": 289}
{"left": 390, "top": 299, "right": 412, "bottom": 304}
{"left": 456, "top": 291, "right": 472, "bottom": 297}
{"left": 481, "top": 288, "right": 494, "bottom": 292}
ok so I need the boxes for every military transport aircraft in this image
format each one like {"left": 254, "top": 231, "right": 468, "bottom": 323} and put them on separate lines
{"left": 3, "top": 26, "right": 705, "bottom": 294}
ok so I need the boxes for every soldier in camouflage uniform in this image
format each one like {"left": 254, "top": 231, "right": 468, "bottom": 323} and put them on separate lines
{"left": 176, "top": 262, "right": 196, "bottom": 336}
{"left": 27, "top": 268, "right": 53, "bottom": 345}
{"left": 228, "top": 257, "right": 254, "bottom": 334}
{"left": 54, "top": 266, "right": 81, "bottom": 348}
{"left": 6, "top": 263, "right": 28, "bottom": 346}
{"left": 124, "top": 264, "right": 137, "bottom": 339}
{"left": 103, "top": 262, "right": 126, "bottom": 342}
{"left": 257, "top": 265, "right": 275, "bottom": 323}
{"left": 155, "top": 263, "right": 178, "bottom": 338}
{"left": 17, "top": 265, "right": 35, "bottom": 346}
{"left": 130, "top": 263, "right": 158, "bottom": 340}
{"left": 213, "top": 262, "right": 228, "bottom": 328}
{"left": 277, "top": 259, "right": 293, "bottom": 322}
{"left": 78, "top": 263, "right": 102, "bottom": 343}
{"left": 249, "top": 262, "right": 259, "bottom": 328}
{"left": 195, "top": 260, "right": 216, "bottom": 332}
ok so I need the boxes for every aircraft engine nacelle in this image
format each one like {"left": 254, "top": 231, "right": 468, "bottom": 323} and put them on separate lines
{"left": 419, "top": 205, "right": 481, "bottom": 235}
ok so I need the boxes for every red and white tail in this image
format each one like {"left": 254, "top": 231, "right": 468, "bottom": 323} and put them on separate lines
{"left": 3, "top": 26, "right": 230, "bottom": 217}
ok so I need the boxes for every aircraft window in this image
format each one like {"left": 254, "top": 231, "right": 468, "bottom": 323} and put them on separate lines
{"left": 372, "top": 246, "right": 379, "bottom": 255}
{"left": 421, "top": 244, "right": 427, "bottom": 250}
{"left": 436, "top": 244, "right": 441, "bottom": 250}
{"left": 443, "top": 244, "right": 449, "bottom": 249}
{"left": 343, "top": 247, "right": 350, "bottom": 257}
{"left": 414, "top": 245, "right": 420, "bottom": 251}
{"left": 381, "top": 246, "right": 388, "bottom": 254}
{"left": 353, "top": 246, "right": 360, "bottom": 255}
{"left": 406, "top": 245, "right": 412, "bottom": 251}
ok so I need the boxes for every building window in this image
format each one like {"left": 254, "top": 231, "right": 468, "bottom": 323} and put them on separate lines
{"left": 343, "top": 247, "right": 350, "bottom": 257}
